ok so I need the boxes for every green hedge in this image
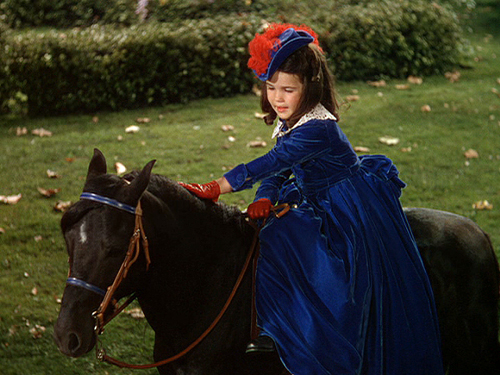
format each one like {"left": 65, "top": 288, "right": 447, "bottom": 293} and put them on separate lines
{"left": 0, "top": 0, "right": 137, "bottom": 28}
{"left": 0, "top": 1, "right": 470, "bottom": 116}
{"left": 323, "top": 0, "right": 468, "bottom": 80}
{"left": 1, "top": 15, "right": 261, "bottom": 116}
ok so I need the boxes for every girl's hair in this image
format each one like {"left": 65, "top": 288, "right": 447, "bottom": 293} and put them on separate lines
{"left": 261, "top": 44, "right": 340, "bottom": 126}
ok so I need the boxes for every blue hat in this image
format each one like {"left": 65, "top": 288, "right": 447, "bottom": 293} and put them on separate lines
{"left": 248, "top": 25, "right": 317, "bottom": 82}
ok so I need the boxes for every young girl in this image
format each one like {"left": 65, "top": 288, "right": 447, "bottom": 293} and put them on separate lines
{"left": 180, "top": 23, "right": 444, "bottom": 375}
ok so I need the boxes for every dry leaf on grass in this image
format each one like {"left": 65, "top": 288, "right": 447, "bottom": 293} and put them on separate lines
{"left": 92, "top": 116, "right": 99, "bottom": 123}
{"left": 407, "top": 76, "right": 423, "bottom": 85}
{"left": 445, "top": 71, "right": 461, "bottom": 83}
{"left": 378, "top": 136, "right": 400, "bottom": 146}
{"left": 0, "top": 227, "right": 5, "bottom": 234}
{"left": 464, "top": 149, "right": 479, "bottom": 159}
{"left": 247, "top": 140, "right": 267, "bottom": 148}
{"left": 400, "top": 147, "right": 412, "bottom": 153}
{"left": 252, "top": 85, "right": 262, "bottom": 97}
{"left": 227, "top": 136, "right": 236, "bottom": 142}
{"left": 136, "top": 117, "right": 150, "bottom": 124}
{"left": 37, "top": 187, "right": 61, "bottom": 197}
{"left": 421, "top": 105, "right": 432, "bottom": 112}
{"left": 114, "top": 162, "right": 127, "bottom": 174}
{"left": 497, "top": 78, "right": 500, "bottom": 85}
{"left": 345, "top": 95, "right": 360, "bottom": 102}
{"left": 16, "top": 127, "right": 28, "bottom": 136}
{"left": 0, "top": 193, "right": 22, "bottom": 205}
{"left": 46, "top": 169, "right": 61, "bottom": 178}
{"left": 354, "top": 146, "right": 370, "bottom": 153}
{"left": 367, "top": 80, "right": 386, "bottom": 87}
{"left": 54, "top": 200, "right": 72, "bottom": 212}
{"left": 29, "top": 325, "right": 46, "bottom": 339}
{"left": 32, "top": 128, "right": 53, "bottom": 137}
{"left": 254, "top": 112, "right": 266, "bottom": 119}
{"left": 492, "top": 88, "right": 500, "bottom": 98}
{"left": 125, "top": 308, "right": 145, "bottom": 319}
{"left": 221, "top": 125, "right": 234, "bottom": 132}
{"left": 472, "top": 200, "right": 493, "bottom": 210}
{"left": 125, "top": 125, "right": 140, "bottom": 134}
{"left": 395, "top": 84, "right": 410, "bottom": 90}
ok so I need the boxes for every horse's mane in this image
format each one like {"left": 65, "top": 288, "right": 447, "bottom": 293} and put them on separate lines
{"left": 61, "top": 170, "right": 250, "bottom": 238}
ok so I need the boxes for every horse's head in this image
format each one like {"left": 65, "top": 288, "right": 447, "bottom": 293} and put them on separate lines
{"left": 54, "top": 149, "right": 155, "bottom": 357}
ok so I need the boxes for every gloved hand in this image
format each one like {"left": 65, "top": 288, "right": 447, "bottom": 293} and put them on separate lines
{"left": 178, "top": 180, "right": 221, "bottom": 202}
{"left": 247, "top": 198, "right": 273, "bottom": 220}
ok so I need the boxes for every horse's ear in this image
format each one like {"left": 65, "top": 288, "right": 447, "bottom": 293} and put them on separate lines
{"left": 127, "top": 159, "right": 156, "bottom": 202}
{"left": 86, "top": 148, "right": 107, "bottom": 181}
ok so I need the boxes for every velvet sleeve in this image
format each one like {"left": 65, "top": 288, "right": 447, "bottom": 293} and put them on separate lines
{"left": 253, "top": 169, "right": 293, "bottom": 204}
{"left": 224, "top": 121, "right": 332, "bottom": 192}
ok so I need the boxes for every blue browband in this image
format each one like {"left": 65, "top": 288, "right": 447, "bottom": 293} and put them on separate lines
{"left": 80, "top": 192, "right": 136, "bottom": 215}
{"left": 66, "top": 277, "right": 107, "bottom": 296}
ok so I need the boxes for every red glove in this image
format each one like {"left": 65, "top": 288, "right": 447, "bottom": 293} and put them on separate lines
{"left": 178, "top": 181, "right": 221, "bottom": 202}
{"left": 247, "top": 198, "right": 273, "bottom": 220}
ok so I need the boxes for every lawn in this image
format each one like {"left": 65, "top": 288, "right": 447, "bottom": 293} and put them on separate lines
{"left": 0, "top": 2, "right": 499, "bottom": 374}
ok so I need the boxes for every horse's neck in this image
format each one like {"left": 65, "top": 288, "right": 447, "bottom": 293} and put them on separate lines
{"left": 138, "top": 193, "right": 253, "bottom": 350}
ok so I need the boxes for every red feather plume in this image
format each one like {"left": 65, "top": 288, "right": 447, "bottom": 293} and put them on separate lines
{"left": 248, "top": 23, "right": 321, "bottom": 76}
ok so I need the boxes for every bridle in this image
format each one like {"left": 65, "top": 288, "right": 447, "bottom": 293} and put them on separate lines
{"left": 65, "top": 191, "right": 284, "bottom": 369}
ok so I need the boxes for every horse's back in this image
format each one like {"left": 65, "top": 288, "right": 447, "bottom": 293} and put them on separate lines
{"left": 404, "top": 207, "right": 500, "bottom": 375}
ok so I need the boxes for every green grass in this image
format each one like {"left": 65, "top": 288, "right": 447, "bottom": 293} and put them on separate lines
{"left": 1, "top": 2, "right": 500, "bottom": 374}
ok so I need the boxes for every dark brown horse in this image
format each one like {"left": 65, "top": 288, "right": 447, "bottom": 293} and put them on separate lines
{"left": 54, "top": 149, "right": 500, "bottom": 374}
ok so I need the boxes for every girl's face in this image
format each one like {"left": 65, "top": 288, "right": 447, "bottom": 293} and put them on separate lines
{"left": 266, "top": 71, "right": 303, "bottom": 121}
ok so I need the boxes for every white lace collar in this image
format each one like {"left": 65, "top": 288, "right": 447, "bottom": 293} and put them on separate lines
{"left": 271, "top": 103, "right": 337, "bottom": 139}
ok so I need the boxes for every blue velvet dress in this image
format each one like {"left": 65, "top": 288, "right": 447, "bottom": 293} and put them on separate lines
{"left": 224, "top": 104, "right": 444, "bottom": 375}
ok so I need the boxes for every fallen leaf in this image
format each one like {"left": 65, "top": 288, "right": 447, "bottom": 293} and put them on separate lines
{"left": 0, "top": 194, "right": 22, "bottom": 205}
{"left": 407, "top": 76, "right": 423, "bottom": 85}
{"left": 227, "top": 136, "right": 236, "bottom": 142}
{"left": 54, "top": 200, "right": 72, "bottom": 212}
{"left": 136, "top": 117, "right": 150, "bottom": 124}
{"left": 354, "top": 146, "right": 370, "bottom": 153}
{"left": 65, "top": 157, "right": 75, "bottom": 163}
{"left": 92, "top": 116, "right": 99, "bottom": 123}
{"left": 345, "top": 95, "right": 360, "bottom": 102}
{"left": 37, "top": 187, "right": 61, "bottom": 197}
{"left": 395, "top": 84, "right": 410, "bottom": 90}
{"left": 400, "top": 147, "right": 412, "bottom": 153}
{"left": 221, "top": 125, "right": 234, "bottom": 132}
{"left": 421, "top": 105, "right": 431, "bottom": 112}
{"left": 125, "top": 307, "right": 145, "bottom": 319}
{"left": 254, "top": 112, "right": 266, "bottom": 119}
{"left": 445, "top": 71, "right": 461, "bottom": 83}
{"left": 497, "top": 78, "right": 500, "bottom": 85}
{"left": 125, "top": 125, "right": 140, "bottom": 133}
{"left": 379, "top": 136, "right": 400, "bottom": 146}
{"left": 114, "top": 162, "right": 127, "bottom": 174}
{"left": 16, "top": 127, "right": 28, "bottom": 136}
{"left": 252, "top": 85, "right": 262, "bottom": 97}
{"left": 464, "top": 149, "right": 479, "bottom": 159}
{"left": 32, "top": 128, "right": 53, "bottom": 137}
{"left": 0, "top": 228, "right": 5, "bottom": 234}
{"left": 492, "top": 88, "right": 500, "bottom": 98}
{"left": 46, "top": 169, "right": 61, "bottom": 178}
{"left": 247, "top": 140, "right": 267, "bottom": 148}
{"left": 367, "top": 80, "right": 386, "bottom": 87}
{"left": 34, "top": 235, "right": 43, "bottom": 242}
{"left": 31, "top": 287, "right": 38, "bottom": 296}
{"left": 29, "top": 325, "right": 46, "bottom": 339}
{"left": 472, "top": 200, "right": 493, "bottom": 210}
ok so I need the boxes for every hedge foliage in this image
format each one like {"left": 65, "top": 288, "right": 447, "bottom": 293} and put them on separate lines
{"left": 0, "top": 0, "right": 471, "bottom": 116}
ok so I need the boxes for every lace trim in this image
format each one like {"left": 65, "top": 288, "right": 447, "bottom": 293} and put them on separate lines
{"left": 271, "top": 103, "right": 337, "bottom": 139}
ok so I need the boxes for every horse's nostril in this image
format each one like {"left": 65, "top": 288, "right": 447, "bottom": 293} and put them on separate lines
{"left": 68, "top": 332, "right": 81, "bottom": 354}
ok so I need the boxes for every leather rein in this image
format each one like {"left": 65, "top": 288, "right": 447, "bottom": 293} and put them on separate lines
{"left": 70, "top": 192, "right": 289, "bottom": 370}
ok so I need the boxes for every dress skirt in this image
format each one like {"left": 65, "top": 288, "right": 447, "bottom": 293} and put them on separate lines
{"left": 255, "top": 155, "right": 444, "bottom": 375}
